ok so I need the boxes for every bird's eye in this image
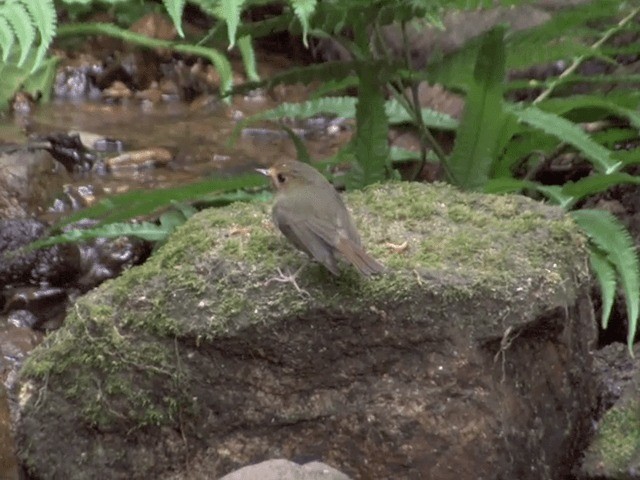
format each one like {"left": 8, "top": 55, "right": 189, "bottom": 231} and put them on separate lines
{"left": 277, "top": 173, "right": 286, "bottom": 184}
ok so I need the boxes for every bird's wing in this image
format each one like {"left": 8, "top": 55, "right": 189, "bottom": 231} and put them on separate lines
{"left": 273, "top": 203, "right": 340, "bottom": 275}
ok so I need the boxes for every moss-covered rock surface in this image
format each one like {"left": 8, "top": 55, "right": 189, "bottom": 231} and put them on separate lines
{"left": 16, "top": 182, "right": 596, "bottom": 479}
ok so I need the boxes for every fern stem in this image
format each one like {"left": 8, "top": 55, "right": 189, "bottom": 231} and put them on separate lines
{"left": 372, "top": 22, "right": 448, "bottom": 173}
{"left": 400, "top": 21, "right": 427, "bottom": 180}
{"left": 534, "top": 6, "right": 640, "bottom": 103}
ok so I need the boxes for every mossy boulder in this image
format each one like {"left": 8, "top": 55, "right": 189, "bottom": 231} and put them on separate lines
{"left": 15, "top": 182, "right": 596, "bottom": 479}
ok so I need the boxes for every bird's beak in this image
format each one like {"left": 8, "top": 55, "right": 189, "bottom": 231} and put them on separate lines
{"left": 256, "top": 168, "right": 271, "bottom": 177}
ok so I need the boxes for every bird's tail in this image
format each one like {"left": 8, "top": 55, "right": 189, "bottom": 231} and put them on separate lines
{"left": 337, "top": 238, "right": 385, "bottom": 276}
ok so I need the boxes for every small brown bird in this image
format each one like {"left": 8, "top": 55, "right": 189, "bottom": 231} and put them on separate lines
{"left": 257, "top": 160, "right": 384, "bottom": 277}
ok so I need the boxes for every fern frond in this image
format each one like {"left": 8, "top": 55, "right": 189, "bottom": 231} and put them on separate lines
{"left": 385, "top": 98, "right": 457, "bottom": 129}
{"left": 571, "top": 209, "right": 640, "bottom": 354}
{"left": 562, "top": 173, "right": 640, "bottom": 207}
{"left": 162, "top": 0, "right": 186, "bottom": 38}
{"left": 539, "top": 95, "right": 640, "bottom": 129}
{"left": 0, "top": 0, "right": 56, "bottom": 72}
{"left": 290, "top": 0, "right": 317, "bottom": 47}
{"left": 237, "top": 34, "right": 258, "bottom": 82}
{"left": 4, "top": 1, "right": 35, "bottom": 66}
{"left": 22, "top": 0, "right": 56, "bottom": 71}
{"left": 507, "top": 105, "right": 620, "bottom": 174}
{"left": 216, "top": 0, "right": 246, "bottom": 48}
{"left": 0, "top": 16, "right": 13, "bottom": 62}
{"left": 231, "top": 96, "right": 357, "bottom": 142}
{"left": 588, "top": 247, "right": 617, "bottom": 330}
{"left": 448, "top": 27, "right": 507, "bottom": 189}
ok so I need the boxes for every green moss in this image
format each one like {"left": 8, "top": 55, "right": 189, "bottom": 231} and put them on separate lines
{"left": 588, "top": 403, "right": 640, "bottom": 473}
{"left": 21, "top": 298, "right": 193, "bottom": 430}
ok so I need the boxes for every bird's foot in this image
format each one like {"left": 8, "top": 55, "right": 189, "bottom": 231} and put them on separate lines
{"left": 264, "top": 266, "right": 310, "bottom": 297}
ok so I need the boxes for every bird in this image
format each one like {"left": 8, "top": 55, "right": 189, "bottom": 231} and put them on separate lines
{"left": 257, "top": 160, "right": 384, "bottom": 281}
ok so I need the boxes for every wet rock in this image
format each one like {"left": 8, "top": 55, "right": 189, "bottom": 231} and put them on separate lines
{"left": 33, "top": 132, "right": 97, "bottom": 172}
{"left": 4, "top": 288, "right": 68, "bottom": 331}
{"left": 54, "top": 54, "right": 104, "bottom": 100}
{"left": 0, "top": 149, "right": 70, "bottom": 218}
{"left": 0, "top": 219, "right": 150, "bottom": 331}
{"left": 0, "top": 219, "right": 81, "bottom": 288}
{"left": 593, "top": 343, "right": 635, "bottom": 413}
{"left": 15, "top": 182, "right": 595, "bottom": 479}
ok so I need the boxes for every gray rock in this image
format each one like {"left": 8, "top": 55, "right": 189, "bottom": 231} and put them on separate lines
{"left": 0, "top": 149, "right": 69, "bottom": 219}
{"left": 15, "top": 182, "right": 596, "bottom": 479}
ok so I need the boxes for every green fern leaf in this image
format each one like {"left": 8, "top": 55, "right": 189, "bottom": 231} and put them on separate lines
{"left": 281, "top": 124, "right": 311, "bottom": 164}
{"left": 536, "top": 185, "right": 573, "bottom": 208}
{"left": 234, "top": 96, "right": 357, "bottom": 135}
{"left": 27, "top": 221, "right": 176, "bottom": 250}
{"left": 290, "top": 0, "right": 317, "bottom": 47}
{"left": 539, "top": 95, "right": 640, "bottom": 129}
{"left": 588, "top": 247, "right": 617, "bottom": 330}
{"left": 237, "top": 34, "right": 258, "bottom": 82}
{"left": 448, "top": 26, "right": 507, "bottom": 189}
{"left": 592, "top": 128, "right": 639, "bottom": 149}
{"left": 0, "top": 16, "right": 14, "bottom": 63}
{"left": 214, "top": 0, "right": 246, "bottom": 48}
{"left": 385, "top": 98, "right": 458, "bottom": 130}
{"left": 230, "top": 96, "right": 356, "bottom": 143}
{"left": 4, "top": 1, "right": 35, "bottom": 67}
{"left": 54, "top": 173, "right": 268, "bottom": 228}
{"left": 22, "top": 0, "right": 56, "bottom": 72}
{"left": 571, "top": 208, "right": 640, "bottom": 353}
{"left": 162, "top": 0, "right": 186, "bottom": 37}
{"left": 353, "top": 62, "right": 388, "bottom": 186}
{"left": 562, "top": 173, "right": 640, "bottom": 207}
{"left": 508, "top": 105, "right": 620, "bottom": 174}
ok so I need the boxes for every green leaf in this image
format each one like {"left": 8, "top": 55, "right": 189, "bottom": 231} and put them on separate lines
{"left": 0, "top": 49, "right": 58, "bottom": 108}
{"left": 571, "top": 208, "right": 640, "bottom": 353}
{"left": 535, "top": 185, "right": 573, "bottom": 208}
{"left": 389, "top": 146, "right": 421, "bottom": 163}
{"left": 5, "top": 1, "right": 35, "bottom": 67}
{"left": 539, "top": 95, "right": 640, "bottom": 129}
{"left": 448, "top": 26, "right": 507, "bottom": 189}
{"left": 214, "top": 0, "right": 246, "bottom": 48}
{"left": 561, "top": 172, "right": 640, "bottom": 207}
{"left": 26, "top": 221, "right": 175, "bottom": 251}
{"left": 290, "top": 0, "right": 317, "bottom": 48}
{"left": 311, "top": 75, "right": 359, "bottom": 98}
{"left": 280, "top": 124, "right": 311, "bottom": 164}
{"left": 22, "top": 0, "right": 56, "bottom": 72}
{"left": 385, "top": 98, "right": 458, "bottom": 130}
{"left": 494, "top": 128, "right": 557, "bottom": 178}
{"left": 55, "top": 173, "right": 268, "bottom": 228}
{"left": 0, "top": 16, "right": 13, "bottom": 63}
{"left": 226, "top": 60, "right": 398, "bottom": 98}
{"left": 353, "top": 62, "right": 388, "bottom": 186}
{"left": 237, "top": 35, "right": 259, "bottom": 82}
{"left": 162, "top": 0, "right": 186, "bottom": 37}
{"left": 588, "top": 248, "right": 616, "bottom": 330}
{"left": 508, "top": 105, "right": 620, "bottom": 174}
{"left": 231, "top": 96, "right": 357, "bottom": 143}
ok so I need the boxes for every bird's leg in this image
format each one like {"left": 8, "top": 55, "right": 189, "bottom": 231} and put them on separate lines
{"left": 264, "top": 264, "right": 310, "bottom": 297}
